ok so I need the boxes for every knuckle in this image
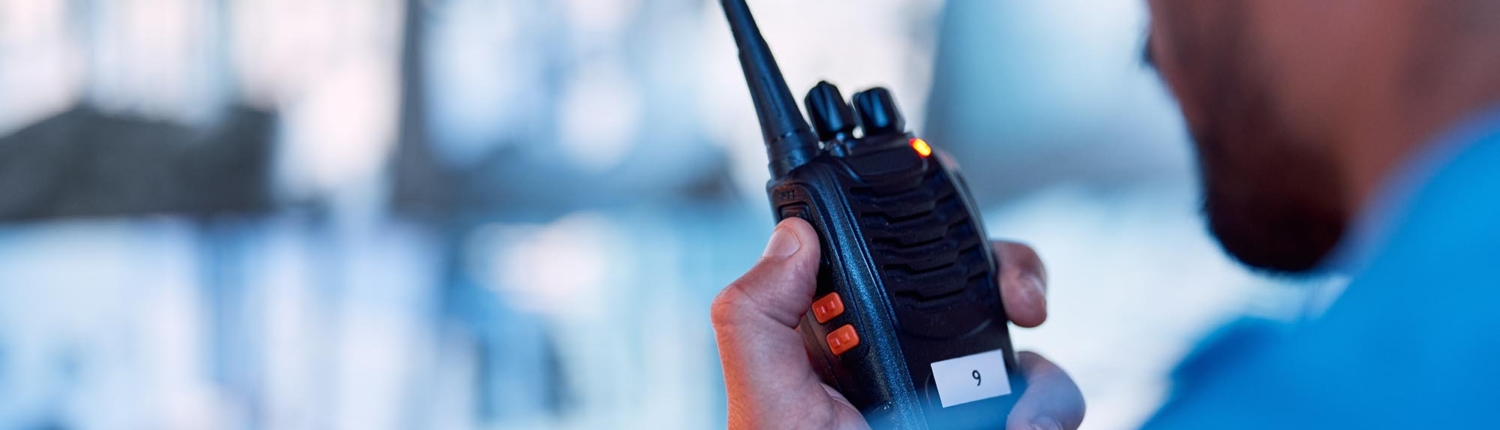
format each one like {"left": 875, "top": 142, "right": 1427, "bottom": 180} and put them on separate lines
{"left": 710, "top": 282, "right": 751, "bottom": 327}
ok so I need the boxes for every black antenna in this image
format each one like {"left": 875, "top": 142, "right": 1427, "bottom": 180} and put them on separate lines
{"left": 722, "top": 0, "right": 820, "bottom": 178}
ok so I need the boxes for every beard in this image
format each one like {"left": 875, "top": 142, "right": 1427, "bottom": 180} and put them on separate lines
{"left": 1195, "top": 122, "right": 1347, "bottom": 273}
{"left": 1165, "top": 2, "right": 1350, "bottom": 273}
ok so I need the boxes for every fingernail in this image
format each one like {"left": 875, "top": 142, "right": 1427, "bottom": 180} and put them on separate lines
{"left": 1029, "top": 418, "right": 1062, "bottom": 430}
{"left": 762, "top": 225, "right": 801, "bottom": 259}
{"left": 1022, "top": 275, "right": 1047, "bottom": 308}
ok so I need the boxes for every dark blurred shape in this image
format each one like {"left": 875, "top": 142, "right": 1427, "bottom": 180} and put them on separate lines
{"left": 391, "top": 0, "right": 458, "bottom": 220}
{"left": 0, "top": 106, "right": 274, "bottom": 221}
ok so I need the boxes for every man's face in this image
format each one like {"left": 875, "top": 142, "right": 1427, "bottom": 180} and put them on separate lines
{"left": 1146, "top": 0, "right": 1350, "bottom": 273}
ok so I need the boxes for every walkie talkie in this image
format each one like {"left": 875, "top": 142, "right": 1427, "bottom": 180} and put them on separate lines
{"left": 721, "top": 1, "right": 1024, "bottom": 428}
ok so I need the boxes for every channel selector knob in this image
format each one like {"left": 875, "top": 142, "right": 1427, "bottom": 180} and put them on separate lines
{"left": 853, "top": 87, "right": 905, "bottom": 137}
{"left": 805, "top": 81, "right": 857, "bottom": 142}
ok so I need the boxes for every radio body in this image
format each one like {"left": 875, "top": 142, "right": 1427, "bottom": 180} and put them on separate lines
{"left": 722, "top": 1, "right": 1024, "bottom": 428}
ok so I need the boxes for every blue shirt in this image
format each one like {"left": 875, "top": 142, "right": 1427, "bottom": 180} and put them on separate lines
{"left": 1144, "top": 110, "right": 1500, "bottom": 429}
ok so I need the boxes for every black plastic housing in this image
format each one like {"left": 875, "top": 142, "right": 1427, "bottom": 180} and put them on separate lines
{"left": 718, "top": 0, "right": 1023, "bottom": 426}
{"left": 770, "top": 126, "right": 1023, "bottom": 429}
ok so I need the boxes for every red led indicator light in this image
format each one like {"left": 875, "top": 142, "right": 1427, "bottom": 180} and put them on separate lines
{"left": 910, "top": 138, "right": 933, "bottom": 158}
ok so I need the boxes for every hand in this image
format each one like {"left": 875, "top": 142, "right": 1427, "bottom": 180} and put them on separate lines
{"left": 711, "top": 218, "right": 1085, "bottom": 430}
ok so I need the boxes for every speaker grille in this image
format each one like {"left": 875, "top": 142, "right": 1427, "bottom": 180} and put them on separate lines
{"left": 847, "top": 163, "right": 989, "bottom": 311}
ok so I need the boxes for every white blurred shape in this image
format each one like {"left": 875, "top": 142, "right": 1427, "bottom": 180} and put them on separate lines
{"left": 425, "top": 0, "right": 527, "bottom": 166}
{"left": 562, "top": 0, "right": 640, "bottom": 36}
{"left": 234, "top": 0, "right": 405, "bottom": 206}
{"left": 0, "top": 0, "right": 66, "bottom": 43}
{"left": 332, "top": 225, "right": 441, "bottom": 430}
{"left": 0, "top": 220, "right": 237, "bottom": 429}
{"left": 276, "top": 63, "right": 400, "bottom": 201}
{"left": 86, "top": 0, "right": 223, "bottom": 123}
{"left": 230, "top": 0, "right": 402, "bottom": 108}
{"left": 243, "top": 221, "right": 321, "bottom": 430}
{"left": 332, "top": 310, "right": 414, "bottom": 430}
{"left": 0, "top": 0, "right": 84, "bottom": 135}
{"left": 470, "top": 213, "right": 622, "bottom": 317}
{"left": 557, "top": 60, "right": 643, "bottom": 172}
{"left": 133, "top": 228, "right": 236, "bottom": 430}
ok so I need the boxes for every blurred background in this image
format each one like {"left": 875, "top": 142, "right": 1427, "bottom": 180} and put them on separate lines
{"left": 0, "top": 0, "right": 1345, "bottom": 429}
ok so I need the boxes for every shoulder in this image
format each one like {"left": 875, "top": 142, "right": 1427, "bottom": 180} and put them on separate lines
{"left": 1147, "top": 165, "right": 1500, "bottom": 429}
{"left": 1147, "top": 118, "right": 1500, "bottom": 429}
{"left": 1148, "top": 269, "right": 1500, "bottom": 429}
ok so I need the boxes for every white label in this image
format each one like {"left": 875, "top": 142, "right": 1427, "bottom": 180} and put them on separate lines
{"left": 929, "top": 349, "right": 1012, "bottom": 408}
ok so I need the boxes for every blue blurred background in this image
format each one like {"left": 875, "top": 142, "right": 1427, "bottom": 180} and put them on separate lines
{"left": 0, "top": 0, "right": 1345, "bottom": 429}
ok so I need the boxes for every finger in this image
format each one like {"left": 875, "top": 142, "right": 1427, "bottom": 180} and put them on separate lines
{"left": 994, "top": 241, "right": 1049, "bottom": 327}
{"left": 711, "top": 218, "right": 830, "bottom": 425}
{"left": 713, "top": 218, "right": 822, "bottom": 329}
{"left": 1007, "top": 352, "right": 1085, "bottom": 430}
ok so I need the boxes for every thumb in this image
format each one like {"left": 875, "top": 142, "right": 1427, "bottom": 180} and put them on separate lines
{"left": 711, "top": 218, "right": 827, "bottom": 423}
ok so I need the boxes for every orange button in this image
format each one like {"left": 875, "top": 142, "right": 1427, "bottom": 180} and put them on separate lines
{"left": 812, "top": 293, "right": 845, "bottom": 323}
{"left": 826, "top": 325, "right": 860, "bottom": 355}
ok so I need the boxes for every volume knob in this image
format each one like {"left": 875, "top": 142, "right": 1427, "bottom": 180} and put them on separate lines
{"left": 853, "top": 87, "right": 906, "bottom": 137}
{"left": 805, "top": 81, "right": 857, "bottom": 142}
